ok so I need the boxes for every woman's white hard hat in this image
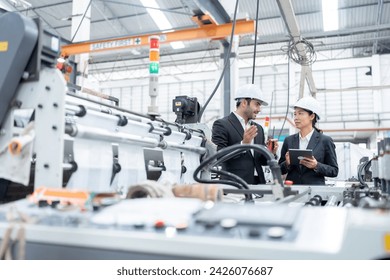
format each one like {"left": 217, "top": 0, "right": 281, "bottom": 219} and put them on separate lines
{"left": 234, "top": 84, "right": 269, "bottom": 106}
{"left": 292, "top": 96, "right": 322, "bottom": 120}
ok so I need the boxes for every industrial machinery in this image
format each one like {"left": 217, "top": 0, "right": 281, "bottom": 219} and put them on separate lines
{"left": 1, "top": 12, "right": 390, "bottom": 260}
{"left": 0, "top": 12, "right": 208, "bottom": 196}
{"left": 172, "top": 95, "right": 200, "bottom": 124}
{"left": 0, "top": 183, "right": 390, "bottom": 260}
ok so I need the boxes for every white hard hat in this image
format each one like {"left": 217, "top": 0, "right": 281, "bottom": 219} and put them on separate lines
{"left": 234, "top": 84, "right": 268, "bottom": 106}
{"left": 292, "top": 96, "right": 322, "bottom": 120}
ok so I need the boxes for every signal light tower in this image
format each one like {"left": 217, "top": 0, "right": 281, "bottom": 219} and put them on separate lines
{"left": 148, "top": 35, "right": 160, "bottom": 117}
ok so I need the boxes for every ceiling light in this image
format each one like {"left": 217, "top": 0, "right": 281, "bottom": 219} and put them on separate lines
{"left": 170, "top": 41, "right": 185, "bottom": 49}
{"left": 140, "top": 0, "right": 184, "bottom": 50}
{"left": 130, "top": 49, "right": 141, "bottom": 55}
{"left": 322, "top": 0, "right": 339, "bottom": 31}
{"left": 140, "top": 0, "right": 172, "bottom": 31}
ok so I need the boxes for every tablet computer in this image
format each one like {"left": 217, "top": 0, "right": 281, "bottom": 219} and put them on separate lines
{"left": 289, "top": 149, "right": 313, "bottom": 165}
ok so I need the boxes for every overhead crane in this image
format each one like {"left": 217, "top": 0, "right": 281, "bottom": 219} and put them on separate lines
{"left": 61, "top": 18, "right": 255, "bottom": 57}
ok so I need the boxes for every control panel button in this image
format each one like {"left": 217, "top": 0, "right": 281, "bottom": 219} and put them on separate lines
{"left": 267, "top": 226, "right": 286, "bottom": 239}
{"left": 154, "top": 220, "right": 165, "bottom": 229}
{"left": 220, "top": 218, "right": 237, "bottom": 229}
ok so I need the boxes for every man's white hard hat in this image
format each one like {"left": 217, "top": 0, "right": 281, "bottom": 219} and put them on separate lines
{"left": 234, "top": 84, "right": 269, "bottom": 106}
{"left": 292, "top": 96, "right": 322, "bottom": 120}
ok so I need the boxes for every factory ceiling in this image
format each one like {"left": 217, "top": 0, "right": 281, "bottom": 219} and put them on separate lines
{"left": 1, "top": 0, "right": 389, "bottom": 143}
{"left": 1, "top": 0, "right": 389, "bottom": 64}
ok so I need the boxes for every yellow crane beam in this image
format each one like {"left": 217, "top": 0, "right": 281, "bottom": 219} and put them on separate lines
{"left": 61, "top": 20, "right": 255, "bottom": 57}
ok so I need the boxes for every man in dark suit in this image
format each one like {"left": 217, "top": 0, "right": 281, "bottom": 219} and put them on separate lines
{"left": 278, "top": 96, "right": 338, "bottom": 185}
{"left": 212, "top": 84, "right": 278, "bottom": 185}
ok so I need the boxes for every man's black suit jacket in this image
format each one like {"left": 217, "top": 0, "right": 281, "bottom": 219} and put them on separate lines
{"left": 212, "top": 112, "right": 267, "bottom": 184}
{"left": 278, "top": 129, "right": 338, "bottom": 185}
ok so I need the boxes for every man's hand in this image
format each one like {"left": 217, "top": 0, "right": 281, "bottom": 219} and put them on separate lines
{"left": 242, "top": 125, "right": 258, "bottom": 144}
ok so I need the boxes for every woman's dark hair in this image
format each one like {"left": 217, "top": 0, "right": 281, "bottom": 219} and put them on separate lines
{"left": 302, "top": 108, "right": 323, "bottom": 133}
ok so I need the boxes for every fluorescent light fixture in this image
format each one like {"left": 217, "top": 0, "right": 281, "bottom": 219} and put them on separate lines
{"left": 140, "top": 0, "right": 184, "bottom": 50}
{"left": 322, "top": 0, "right": 339, "bottom": 31}
{"left": 140, "top": 0, "right": 172, "bottom": 30}
{"left": 170, "top": 41, "right": 185, "bottom": 49}
{"left": 130, "top": 49, "right": 141, "bottom": 55}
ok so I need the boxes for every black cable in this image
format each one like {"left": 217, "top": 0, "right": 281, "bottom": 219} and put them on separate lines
{"left": 197, "top": 0, "right": 239, "bottom": 122}
{"left": 213, "top": 150, "right": 247, "bottom": 170}
{"left": 193, "top": 144, "right": 284, "bottom": 202}
{"left": 70, "top": 0, "right": 92, "bottom": 43}
{"left": 278, "top": 37, "right": 316, "bottom": 140}
{"left": 193, "top": 147, "right": 248, "bottom": 190}
{"left": 191, "top": 149, "right": 250, "bottom": 200}
{"left": 251, "top": 0, "right": 260, "bottom": 84}
{"left": 281, "top": 37, "right": 317, "bottom": 66}
{"left": 213, "top": 169, "right": 249, "bottom": 190}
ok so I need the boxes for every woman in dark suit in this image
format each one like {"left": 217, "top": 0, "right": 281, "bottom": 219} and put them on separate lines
{"left": 278, "top": 96, "right": 338, "bottom": 185}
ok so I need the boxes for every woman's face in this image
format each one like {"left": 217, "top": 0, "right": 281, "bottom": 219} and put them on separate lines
{"left": 293, "top": 108, "right": 314, "bottom": 129}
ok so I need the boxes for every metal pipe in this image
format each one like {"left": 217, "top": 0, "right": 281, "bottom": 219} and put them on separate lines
{"left": 65, "top": 104, "right": 83, "bottom": 114}
{"left": 66, "top": 101, "right": 174, "bottom": 137}
{"left": 317, "top": 84, "right": 390, "bottom": 93}
{"left": 325, "top": 195, "right": 338, "bottom": 206}
{"left": 82, "top": 107, "right": 121, "bottom": 123}
{"left": 65, "top": 124, "right": 203, "bottom": 154}
{"left": 66, "top": 104, "right": 122, "bottom": 126}
{"left": 65, "top": 123, "right": 159, "bottom": 147}
{"left": 147, "top": 121, "right": 171, "bottom": 135}
{"left": 83, "top": 88, "right": 120, "bottom": 106}
{"left": 275, "top": 188, "right": 311, "bottom": 204}
{"left": 159, "top": 140, "right": 206, "bottom": 155}
{"left": 66, "top": 92, "right": 150, "bottom": 122}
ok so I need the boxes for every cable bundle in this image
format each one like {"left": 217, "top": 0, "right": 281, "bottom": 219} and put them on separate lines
{"left": 282, "top": 37, "right": 317, "bottom": 66}
{"left": 193, "top": 144, "right": 284, "bottom": 202}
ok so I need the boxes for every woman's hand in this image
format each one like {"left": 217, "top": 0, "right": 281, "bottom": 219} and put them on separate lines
{"left": 300, "top": 156, "right": 318, "bottom": 169}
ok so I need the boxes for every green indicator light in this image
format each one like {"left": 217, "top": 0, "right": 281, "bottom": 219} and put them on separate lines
{"left": 149, "top": 62, "right": 159, "bottom": 74}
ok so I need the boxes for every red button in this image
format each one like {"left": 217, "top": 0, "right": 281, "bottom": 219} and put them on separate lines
{"left": 154, "top": 220, "right": 165, "bottom": 228}
{"left": 284, "top": 180, "right": 294, "bottom": 186}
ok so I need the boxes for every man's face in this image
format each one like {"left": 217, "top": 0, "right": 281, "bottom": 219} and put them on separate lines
{"left": 244, "top": 99, "right": 262, "bottom": 119}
